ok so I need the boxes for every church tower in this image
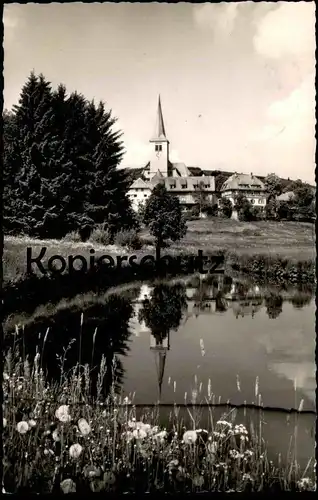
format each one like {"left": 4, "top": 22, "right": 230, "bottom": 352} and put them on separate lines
{"left": 149, "top": 95, "right": 170, "bottom": 178}
{"left": 150, "top": 331, "right": 170, "bottom": 402}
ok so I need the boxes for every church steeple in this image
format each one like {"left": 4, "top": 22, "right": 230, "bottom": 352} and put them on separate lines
{"left": 150, "top": 95, "right": 169, "bottom": 143}
{"left": 148, "top": 95, "right": 170, "bottom": 178}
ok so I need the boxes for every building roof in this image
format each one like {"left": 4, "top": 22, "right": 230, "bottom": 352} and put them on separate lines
{"left": 162, "top": 176, "right": 215, "bottom": 192}
{"left": 170, "top": 162, "right": 192, "bottom": 177}
{"left": 150, "top": 95, "right": 168, "bottom": 143}
{"left": 150, "top": 170, "right": 164, "bottom": 186}
{"left": 221, "top": 173, "right": 265, "bottom": 191}
{"left": 130, "top": 177, "right": 152, "bottom": 190}
{"left": 277, "top": 191, "right": 295, "bottom": 201}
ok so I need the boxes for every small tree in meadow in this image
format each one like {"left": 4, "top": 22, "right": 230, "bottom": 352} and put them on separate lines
{"left": 219, "top": 197, "right": 233, "bottom": 218}
{"left": 193, "top": 180, "right": 208, "bottom": 217}
{"left": 143, "top": 183, "right": 187, "bottom": 260}
{"left": 234, "top": 193, "right": 253, "bottom": 221}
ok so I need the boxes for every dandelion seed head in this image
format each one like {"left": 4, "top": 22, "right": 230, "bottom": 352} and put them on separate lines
{"left": 69, "top": 443, "right": 83, "bottom": 459}
{"left": 55, "top": 405, "right": 71, "bottom": 423}
{"left": 183, "top": 430, "right": 197, "bottom": 444}
{"left": 78, "top": 418, "right": 91, "bottom": 436}
{"left": 16, "top": 421, "right": 29, "bottom": 434}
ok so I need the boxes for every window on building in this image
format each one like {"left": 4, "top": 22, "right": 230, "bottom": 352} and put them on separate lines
{"left": 144, "top": 194, "right": 147, "bottom": 197}
{"left": 134, "top": 194, "right": 137, "bottom": 198}
{"left": 251, "top": 199, "right": 255, "bottom": 204}
{"left": 181, "top": 183, "right": 187, "bottom": 189}
{"left": 205, "top": 184, "right": 210, "bottom": 188}
{"left": 155, "top": 144, "right": 162, "bottom": 152}
{"left": 170, "top": 184, "right": 176, "bottom": 189}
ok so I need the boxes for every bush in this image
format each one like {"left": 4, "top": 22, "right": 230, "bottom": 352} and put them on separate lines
{"left": 63, "top": 231, "right": 82, "bottom": 243}
{"left": 78, "top": 224, "right": 92, "bottom": 242}
{"left": 89, "top": 227, "right": 112, "bottom": 246}
{"left": 114, "top": 229, "right": 143, "bottom": 250}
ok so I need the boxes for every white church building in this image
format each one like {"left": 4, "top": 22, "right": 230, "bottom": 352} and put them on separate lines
{"left": 127, "top": 96, "right": 216, "bottom": 212}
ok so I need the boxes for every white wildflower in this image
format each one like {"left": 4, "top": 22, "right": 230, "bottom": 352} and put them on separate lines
{"left": 132, "top": 428, "right": 147, "bottom": 440}
{"left": 28, "top": 419, "right": 36, "bottom": 428}
{"left": 16, "top": 421, "right": 29, "bottom": 434}
{"left": 216, "top": 420, "right": 232, "bottom": 428}
{"left": 3, "top": 373, "right": 9, "bottom": 381}
{"left": 124, "top": 431, "right": 134, "bottom": 443}
{"left": 55, "top": 405, "right": 71, "bottom": 423}
{"left": 193, "top": 474, "right": 204, "bottom": 487}
{"left": 167, "top": 459, "right": 179, "bottom": 469}
{"left": 229, "top": 449, "right": 244, "bottom": 459}
{"left": 207, "top": 441, "right": 217, "bottom": 454}
{"left": 183, "top": 430, "right": 197, "bottom": 444}
{"left": 60, "top": 478, "right": 76, "bottom": 494}
{"left": 153, "top": 430, "right": 167, "bottom": 443}
{"left": 78, "top": 418, "right": 91, "bottom": 436}
{"left": 52, "top": 429, "right": 60, "bottom": 442}
{"left": 69, "top": 443, "right": 83, "bottom": 459}
{"left": 243, "top": 473, "right": 253, "bottom": 482}
{"left": 297, "top": 477, "right": 313, "bottom": 491}
{"left": 244, "top": 450, "right": 253, "bottom": 457}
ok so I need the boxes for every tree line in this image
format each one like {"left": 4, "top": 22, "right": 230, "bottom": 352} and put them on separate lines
{"left": 3, "top": 72, "right": 138, "bottom": 240}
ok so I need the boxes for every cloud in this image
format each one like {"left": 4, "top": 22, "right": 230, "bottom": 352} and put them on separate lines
{"left": 253, "top": 2, "right": 315, "bottom": 60}
{"left": 193, "top": 2, "right": 240, "bottom": 36}
{"left": 250, "top": 2, "right": 315, "bottom": 181}
{"left": 248, "top": 72, "right": 315, "bottom": 181}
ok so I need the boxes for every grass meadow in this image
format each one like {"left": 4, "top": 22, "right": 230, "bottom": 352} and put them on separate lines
{"left": 3, "top": 219, "right": 315, "bottom": 283}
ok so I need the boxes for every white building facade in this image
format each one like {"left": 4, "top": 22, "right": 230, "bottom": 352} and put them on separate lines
{"left": 220, "top": 173, "right": 267, "bottom": 217}
{"left": 127, "top": 96, "right": 216, "bottom": 212}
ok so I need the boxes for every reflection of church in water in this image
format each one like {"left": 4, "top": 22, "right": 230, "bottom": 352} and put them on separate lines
{"left": 130, "top": 278, "right": 265, "bottom": 401}
{"left": 130, "top": 285, "right": 170, "bottom": 401}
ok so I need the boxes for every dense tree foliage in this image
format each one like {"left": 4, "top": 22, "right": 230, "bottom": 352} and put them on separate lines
{"left": 264, "top": 173, "right": 283, "bottom": 201}
{"left": 218, "top": 197, "right": 232, "bottom": 218}
{"left": 234, "top": 193, "right": 254, "bottom": 221}
{"left": 3, "top": 72, "right": 137, "bottom": 239}
{"left": 143, "top": 183, "right": 187, "bottom": 260}
{"left": 192, "top": 180, "right": 209, "bottom": 217}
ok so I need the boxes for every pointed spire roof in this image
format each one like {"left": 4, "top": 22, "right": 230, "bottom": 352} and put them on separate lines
{"left": 150, "top": 95, "right": 168, "bottom": 142}
{"left": 155, "top": 350, "right": 167, "bottom": 400}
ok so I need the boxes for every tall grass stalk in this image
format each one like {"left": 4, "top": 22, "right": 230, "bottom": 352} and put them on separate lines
{"left": 2, "top": 346, "right": 315, "bottom": 494}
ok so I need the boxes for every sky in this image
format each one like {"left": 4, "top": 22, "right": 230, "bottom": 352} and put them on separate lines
{"left": 3, "top": 1, "right": 316, "bottom": 183}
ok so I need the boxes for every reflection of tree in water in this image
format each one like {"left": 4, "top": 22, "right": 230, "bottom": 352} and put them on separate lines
{"left": 4, "top": 293, "right": 134, "bottom": 398}
{"left": 138, "top": 283, "right": 188, "bottom": 342}
{"left": 265, "top": 292, "right": 283, "bottom": 319}
{"left": 290, "top": 290, "right": 313, "bottom": 309}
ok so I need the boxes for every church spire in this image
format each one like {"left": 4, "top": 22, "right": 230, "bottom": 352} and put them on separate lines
{"left": 150, "top": 95, "right": 168, "bottom": 142}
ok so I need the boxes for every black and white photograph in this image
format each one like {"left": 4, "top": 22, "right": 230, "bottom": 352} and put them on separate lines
{"left": 2, "top": 1, "right": 316, "bottom": 494}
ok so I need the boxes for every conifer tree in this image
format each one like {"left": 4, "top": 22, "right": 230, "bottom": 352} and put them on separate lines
{"left": 3, "top": 72, "right": 137, "bottom": 238}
